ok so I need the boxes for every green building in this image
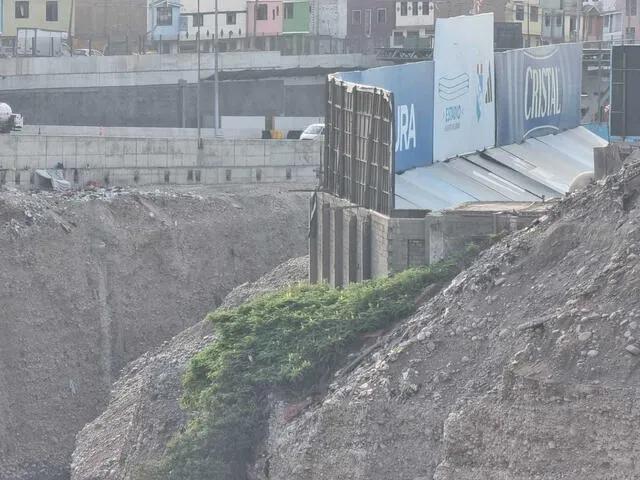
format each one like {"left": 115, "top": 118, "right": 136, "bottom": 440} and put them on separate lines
{"left": 282, "top": 0, "right": 310, "bottom": 33}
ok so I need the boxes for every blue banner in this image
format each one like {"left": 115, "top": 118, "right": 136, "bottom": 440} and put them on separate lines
{"left": 495, "top": 43, "right": 582, "bottom": 146}
{"left": 335, "top": 62, "right": 434, "bottom": 172}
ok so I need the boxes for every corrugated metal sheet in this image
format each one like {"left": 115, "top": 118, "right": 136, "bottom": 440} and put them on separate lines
{"left": 395, "top": 126, "right": 605, "bottom": 211}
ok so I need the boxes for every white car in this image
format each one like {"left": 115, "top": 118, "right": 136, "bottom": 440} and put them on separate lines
{"left": 300, "top": 123, "right": 325, "bottom": 140}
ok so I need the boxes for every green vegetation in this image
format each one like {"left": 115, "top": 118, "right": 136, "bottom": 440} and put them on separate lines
{"left": 135, "top": 241, "right": 493, "bottom": 480}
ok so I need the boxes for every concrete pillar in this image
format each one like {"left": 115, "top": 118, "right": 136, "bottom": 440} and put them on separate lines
{"left": 309, "top": 194, "right": 319, "bottom": 283}
{"left": 594, "top": 144, "right": 622, "bottom": 180}
{"left": 425, "top": 214, "right": 444, "bottom": 265}
{"left": 178, "top": 79, "right": 188, "bottom": 128}
{"left": 348, "top": 214, "right": 358, "bottom": 284}
{"left": 362, "top": 215, "right": 372, "bottom": 280}
{"left": 321, "top": 203, "right": 330, "bottom": 282}
{"left": 333, "top": 208, "right": 344, "bottom": 288}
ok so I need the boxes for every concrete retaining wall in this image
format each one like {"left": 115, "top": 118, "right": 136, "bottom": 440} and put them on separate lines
{"left": 0, "top": 135, "right": 322, "bottom": 188}
{"left": 1, "top": 79, "right": 325, "bottom": 128}
{"left": 0, "top": 52, "right": 380, "bottom": 90}
{"left": 310, "top": 193, "right": 548, "bottom": 286}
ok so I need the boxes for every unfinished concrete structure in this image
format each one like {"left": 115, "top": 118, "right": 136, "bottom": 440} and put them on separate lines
{"left": 309, "top": 192, "right": 551, "bottom": 286}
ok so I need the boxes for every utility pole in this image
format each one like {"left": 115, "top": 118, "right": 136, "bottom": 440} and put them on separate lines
{"left": 68, "top": 0, "right": 75, "bottom": 56}
{"left": 214, "top": 0, "right": 220, "bottom": 134}
{"left": 197, "top": 0, "right": 202, "bottom": 148}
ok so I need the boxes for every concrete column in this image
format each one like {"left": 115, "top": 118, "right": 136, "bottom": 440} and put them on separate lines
{"left": 362, "top": 215, "right": 372, "bottom": 280}
{"left": 321, "top": 203, "right": 330, "bottom": 282}
{"left": 309, "top": 194, "right": 319, "bottom": 283}
{"left": 594, "top": 144, "right": 622, "bottom": 180}
{"left": 333, "top": 207, "right": 344, "bottom": 288}
{"left": 348, "top": 214, "right": 357, "bottom": 284}
{"left": 425, "top": 214, "right": 444, "bottom": 265}
{"left": 178, "top": 79, "right": 187, "bottom": 128}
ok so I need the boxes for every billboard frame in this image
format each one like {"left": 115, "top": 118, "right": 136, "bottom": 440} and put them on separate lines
{"left": 323, "top": 75, "right": 395, "bottom": 216}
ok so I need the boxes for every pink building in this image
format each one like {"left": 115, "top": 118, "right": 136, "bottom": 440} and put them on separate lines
{"left": 247, "top": 0, "right": 284, "bottom": 36}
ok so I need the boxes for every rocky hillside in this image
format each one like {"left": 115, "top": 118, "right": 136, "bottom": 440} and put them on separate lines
{"left": 0, "top": 185, "right": 310, "bottom": 480}
{"left": 256, "top": 160, "right": 640, "bottom": 479}
{"left": 70, "top": 257, "right": 310, "bottom": 480}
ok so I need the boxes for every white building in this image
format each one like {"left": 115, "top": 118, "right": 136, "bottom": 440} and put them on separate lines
{"left": 392, "top": 1, "right": 434, "bottom": 47}
{"left": 179, "top": 0, "right": 248, "bottom": 41}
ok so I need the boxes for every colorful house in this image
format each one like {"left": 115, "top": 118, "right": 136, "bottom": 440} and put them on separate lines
{"left": 247, "top": 0, "right": 283, "bottom": 35}
{"left": 148, "top": 0, "right": 182, "bottom": 42}
{"left": 179, "top": 0, "right": 248, "bottom": 41}
{"left": 1, "top": 0, "right": 74, "bottom": 37}
{"left": 282, "top": 0, "right": 310, "bottom": 33}
{"left": 506, "top": 0, "right": 543, "bottom": 46}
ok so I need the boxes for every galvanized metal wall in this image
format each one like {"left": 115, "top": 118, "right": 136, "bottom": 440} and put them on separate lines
{"left": 323, "top": 76, "right": 394, "bottom": 215}
{"left": 495, "top": 43, "right": 583, "bottom": 146}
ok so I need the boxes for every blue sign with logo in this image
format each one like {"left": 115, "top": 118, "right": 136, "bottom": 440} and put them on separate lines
{"left": 495, "top": 43, "right": 582, "bottom": 146}
{"left": 335, "top": 62, "right": 434, "bottom": 172}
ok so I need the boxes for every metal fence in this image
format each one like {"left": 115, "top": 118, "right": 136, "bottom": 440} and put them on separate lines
{"left": 323, "top": 75, "right": 394, "bottom": 216}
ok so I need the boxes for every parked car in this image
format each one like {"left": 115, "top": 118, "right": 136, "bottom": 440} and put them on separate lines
{"left": 300, "top": 123, "right": 325, "bottom": 140}
{"left": 73, "top": 48, "right": 103, "bottom": 56}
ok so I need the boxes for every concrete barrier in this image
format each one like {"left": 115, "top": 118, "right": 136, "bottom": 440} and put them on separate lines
{"left": 0, "top": 52, "right": 381, "bottom": 90}
{"left": 0, "top": 134, "right": 322, "bottom": 188}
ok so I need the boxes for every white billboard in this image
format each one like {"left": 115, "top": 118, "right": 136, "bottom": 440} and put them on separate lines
{"left": 432, "top": 13, "right": 495, "bottom": 162}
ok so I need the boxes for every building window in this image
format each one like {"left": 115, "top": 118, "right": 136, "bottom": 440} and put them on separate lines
{"left": 226, "top": 12, "right": 237, "bottom": 24}
{"left": 46, "top": 1, "right": 58, "bottom": 21}
{"left": 377, "top": 8, "right": 386, "bottom": 23}
{"left": 604, "top": 15, "right": 610, "bottom": 27}
{"left": 352, "top": 9, "right": 362, "bottom": 24}
{"left": 256, "top": 4, "right": 268, "bottom": 20}
{"left": 400, "top": 2, "right": 408, "bottom": 16}
{"left": 393, "top": 31, "right": 404, "bottom": 45}
{"left": 179, "top": 15, "right": 188, "bottom": 31}
{"left": 515, "top": 4, "right": 524, "bottom": 20}
{"left": 556, "top": 14, "right": 562, "bottom": 26}
{"left": 530, "top": 5, "right": 538, "bottom": 22}
{"left": 193, "top": 13, "right": 203, "bottom": 27}
{"left": 284, "top": 2, "right": 294, "bottom": 19}
{"left": 411, "top": 1, "right": 419, "bottom": 15}
{"left": 422, "top": 1, "right": 430, "bottom": 14}
{"left": 157, "top": 7, "right": 172, "bottom": 26}
{"left": 569, "top": 15, "right": 576, "bottom": 31}
{"left": 15, "top": 1, "right": 29, "bottom": 19}
{"left": 627, "top": 0, "right": 637, "bottom": 16}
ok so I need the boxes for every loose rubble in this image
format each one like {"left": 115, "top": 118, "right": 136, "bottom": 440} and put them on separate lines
{"left": 253, "top": 159, "right": 640, "bottom": 479}
{"left": 0, "top": 184, "right": 310, "bottom": 480}
{"left": 70, "top": 257, "right": 310, "bottom": 480}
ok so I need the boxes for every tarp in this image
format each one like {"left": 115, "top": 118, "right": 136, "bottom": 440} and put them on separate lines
{"left": 35, "top": 169, "right": 72, "bottom": 192}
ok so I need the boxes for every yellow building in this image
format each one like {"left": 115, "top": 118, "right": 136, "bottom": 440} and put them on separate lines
{"left": 505, "top": 0, "right": 543, "bottom": 47}
{"left": 2, "top": 0, "right": 74, "bottom": 37}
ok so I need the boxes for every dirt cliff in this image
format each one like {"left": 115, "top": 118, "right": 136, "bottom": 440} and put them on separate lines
{"left": 0, "top": 184, "right": 310, "bottom": 480}
{"left": 256, "top": 160, "right": 640, "bottom": 479}
{"left": 70, "top": 257, "right": 309, "bottom": 480}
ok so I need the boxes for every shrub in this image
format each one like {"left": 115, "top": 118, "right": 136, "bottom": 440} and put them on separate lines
{"left": 137, "top": 241, "right": 490, "bottom": 479}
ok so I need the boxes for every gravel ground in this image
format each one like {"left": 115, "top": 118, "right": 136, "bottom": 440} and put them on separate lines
{"left": 257, "top": 159, "right": 640, "bottom": 480}
{"left": 70, "top": 256, "right": 310, "bottom": 480}
{"left": 0, "top": 183, "right": 311, "bottom": 480}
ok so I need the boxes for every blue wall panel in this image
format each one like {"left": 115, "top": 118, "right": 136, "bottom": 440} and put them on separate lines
{"left": 336, "top": 62, "right": 434, "bottom": 172}
{"left": 495, "top": 43, "right": 582, "bottom": 146}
